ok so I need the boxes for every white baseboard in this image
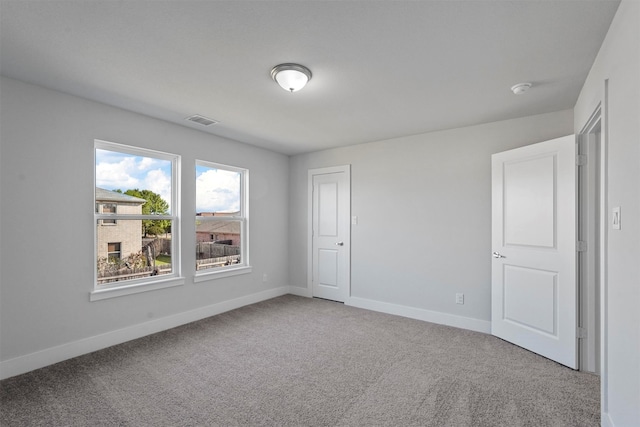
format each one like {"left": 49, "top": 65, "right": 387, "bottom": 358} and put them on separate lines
{"left": 0, "top": 286, "right": 291, "bottom": 380}
{"left": 0, "top": 289, "right": 493, "bottom": 380}
{"left": 347, "top": 296, "right": 491, "bottom": 334}
{"left": 601, "top": 412, "right": 614, "bottom": 427}
{"left": 287, "top": 285, "right": 312, "bottom": 297}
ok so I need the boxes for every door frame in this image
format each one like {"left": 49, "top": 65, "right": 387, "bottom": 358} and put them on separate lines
{"left": 307, "top": 165, "right": 351, "bottom": 300}
{"left": 578, "top": 103, "right": 608, "bottom": 409}
{"left": 578, "top": 105, "right": 604, "bottom": 374}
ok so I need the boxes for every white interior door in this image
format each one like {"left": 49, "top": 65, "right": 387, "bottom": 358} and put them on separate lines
{"left": 310, "top": 166, "right": 350, "bottom": 302}
{"left": 491, "top": 135, "right": 578, "bottom": 369}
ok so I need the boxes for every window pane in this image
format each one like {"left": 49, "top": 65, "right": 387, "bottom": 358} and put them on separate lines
{"left": 99, "top": 203, "right": 117, "bottom": 224}
{"left": 195, "top": 162, "right": 245, "bottom": 272}
{"left": 103, "top": 204, "right": 117, "bottom": 214}
{"left": 96, "top": 148, "right": 173, "bottom": 215}
{"left": 107, "top": 242, "right": 121, "bottom": 259}
{"left": 95, "top": 144, "right": 177, "bottom": 288}
{"left": 196, "top": 165, "right": 241, "bottom": 215}
{"left": 96, "top": 219, "right": 173, "bottom": 285}
{"left": 195, "top": 219, "right": 242, "bottom": 271}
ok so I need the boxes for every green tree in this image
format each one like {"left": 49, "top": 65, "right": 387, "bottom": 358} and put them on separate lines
{"left": 146, "top": 224, "right": 165, "bottom": 237}
{"left": 123, "top": 189, "right": 171, "bottom": 237}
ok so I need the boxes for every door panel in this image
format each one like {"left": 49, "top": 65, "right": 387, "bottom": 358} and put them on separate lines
{"left": 318, "top": 182, "right": 338, "bottom": 236}
{"left": 318, "top": 249, "right": 338, "bottom": 287}
{"left": 504, "top": 155, "right": 556, "bottom": 248}
{"left": 492, "top": 135, "right": 577, "bottom": 369}
{"left": 310, "top": 166, "right": 350, "bottom": 302}
{"left": 503, "top": 265, "right": 557, "bottom": 335}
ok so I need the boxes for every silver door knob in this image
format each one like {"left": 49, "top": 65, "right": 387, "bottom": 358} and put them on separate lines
{"left": 335, "top": 242, "right": 344, "bottom": 246}
{"left": 492, "top": 251, "right": 506, "bottom": 258}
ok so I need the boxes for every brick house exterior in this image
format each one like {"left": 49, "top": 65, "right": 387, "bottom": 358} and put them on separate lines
{"left": 195, "top": 212, "right": 241, "bottom": 245}
{"left": 96, "top": 188, "right": 146, "bottom": 260}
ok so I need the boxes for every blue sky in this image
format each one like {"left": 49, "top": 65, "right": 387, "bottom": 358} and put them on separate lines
{"left": 96, "top": 149, "right": 240, "bottom": 213}
{"left": 96, "top": 149, "right": 173, "bottom": 211}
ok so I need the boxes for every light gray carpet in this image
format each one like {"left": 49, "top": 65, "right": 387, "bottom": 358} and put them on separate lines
{"left": 1, "top": 295, "right": 599, "bottom": 426}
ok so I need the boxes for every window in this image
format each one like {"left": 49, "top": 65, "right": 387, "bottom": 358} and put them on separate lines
{"left": 195, "top": 160, "right": 250, "bottom": 280}
{"left": 107, "top": 242, "right": 121, "bottom": 260}
{"left": 93, "top": 140, "right": 182, "bottom": 300}
{"left": 99, "top": 203, "right": 117, "bottom": 224}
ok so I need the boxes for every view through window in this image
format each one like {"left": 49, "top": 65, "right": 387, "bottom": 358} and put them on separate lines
{"left": 95, "top": 142, "right": 178, "bottom": 288}
{"left": 195, "top": 161, "right": 248, "bottom": 273}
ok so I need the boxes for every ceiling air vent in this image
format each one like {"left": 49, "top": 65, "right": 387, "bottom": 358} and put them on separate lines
{"left": 185, "top": 115, "right": 218, "bottom": 126}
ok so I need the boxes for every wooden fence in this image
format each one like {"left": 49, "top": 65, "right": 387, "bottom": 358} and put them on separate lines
{"left": 196, "top": 242, "right": 240, "bottom": 258}
{"left": 196, "top": 255, "right": 241, "bottom": 270}
{"left": 97, "top": 265, "right": 172, "bottom": 284}
{"left": 142, "top": 237, "right": 171, "bottom": 252}
{"left": 97, "top": 242, "right": 241, "bottom": 283}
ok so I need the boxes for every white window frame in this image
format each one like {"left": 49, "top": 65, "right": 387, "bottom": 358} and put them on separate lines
{"left": 194, "top": 160, "right": 251, "bottom": 282}
{"left": 91, "top": 140, "right": 184, "bottom": 301}
{"left": 107, "top": 242, "right": 122, "bottom": 260}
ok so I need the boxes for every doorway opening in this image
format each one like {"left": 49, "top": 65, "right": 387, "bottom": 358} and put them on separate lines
{"left": 578, "top": 108, "right": 602, "bottom": 374}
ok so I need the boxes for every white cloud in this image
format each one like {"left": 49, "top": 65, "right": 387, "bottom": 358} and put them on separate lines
{"left": 144, "top": 168, "right": 172, "bottom": 211}
{"left": 196, "top": 168, "right": 240, "bottom": 213}
{"left": 137, "top": 156, "right": 158, "bottom": 171}
{"left": 96, "top": 156, "right": 140, "bottom": 189}
{"left": 96, "top": 151, "right": 173, "bottom": 210}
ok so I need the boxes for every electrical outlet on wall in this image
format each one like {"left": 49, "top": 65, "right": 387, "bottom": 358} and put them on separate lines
{"left": 262, "top": 273, "right": 268, "bottom": 283}
{"left": 456, "top": 293, "right": 464, "bottom": 305}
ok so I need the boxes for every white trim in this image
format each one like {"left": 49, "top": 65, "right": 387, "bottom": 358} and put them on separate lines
{"left": 347, "top": 296, "right": 491, "bottom": 334}
{"left": 577, "top": 107, "right": 602, "bottom": 374}
{"left": 307, "top": 165, "right": 352, "bottom": 301}
{"left": 93, "top": 139, "right": 182, "bottom": 294}
{"left": 288, "top": 285, "right": 313, "bottom": 298}
{"left": 194, "top": 160, "right": 250, "bottom": 277}
{"left": 600, "top": 80, "right": 610, "bottom": 421}
{"left": 193, "top": 265, "right": 252, "bottom": 283}
{"left": 1, "top": 286, "right": 290, "bottom": 380}
{"left": 287, "top": 291, "right": 490, "bottom": 334}
{"left": 578, "top": 97, "right": 609, "bottom": 420}
{"left": 602, "top": 412, "right": 614, "bottom": 427}
{"left": 90, "top": 277, "right": 186, "bottom": 301}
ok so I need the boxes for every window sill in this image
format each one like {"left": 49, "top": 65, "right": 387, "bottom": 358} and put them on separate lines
{"left": 193, "top": 265, "right": 252, "bottom": 283}
{"left": 90, "top": 277, "right": 185, "bottom": 301}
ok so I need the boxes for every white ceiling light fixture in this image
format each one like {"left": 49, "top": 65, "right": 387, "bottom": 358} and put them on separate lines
{"left": 511, "top": 82, "right": 532, "bottom": 95}
{"left": 271, "top": 63, "right": 312, "bottom": 93}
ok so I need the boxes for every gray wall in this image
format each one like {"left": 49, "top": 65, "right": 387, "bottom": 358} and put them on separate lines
{"left": 0, "top": 77, "right": 289, "bottom": 364}
{"left": 289, "top": 110, "right": 573, "bottom": 324}
{"left": 574, "top": 0, "right": 640, "bottom": 424}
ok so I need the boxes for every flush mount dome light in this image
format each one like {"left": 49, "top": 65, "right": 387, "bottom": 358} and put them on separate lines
{"left": 511, "top": 82, "right": 532, "bottom": 95}
{"left": 271, "top": 63, "right": 312, "bottom": 92}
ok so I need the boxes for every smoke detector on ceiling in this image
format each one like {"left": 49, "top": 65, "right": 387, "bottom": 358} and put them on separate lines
{"left": 185, "top": 115, "right": 218, "bottom": 126}
{"left": 510, "top": 83, "right": 532, "bottom": 95}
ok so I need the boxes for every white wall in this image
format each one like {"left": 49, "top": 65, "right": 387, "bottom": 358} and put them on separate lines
{"left": 3, "top": 4, "right": 637, "bottom": 419}
{"left": 0, "top": 77, "right": 290, "bottom": 378}
{"left": 289, "top": 110, "right": 573, "bottom": 329}
{"left": 574, "top": 1, "right": 640, "bottom": 425}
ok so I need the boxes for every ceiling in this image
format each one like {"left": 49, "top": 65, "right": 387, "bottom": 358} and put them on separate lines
{"left": 0, "top": 0, "right": 620, "bottom": 155}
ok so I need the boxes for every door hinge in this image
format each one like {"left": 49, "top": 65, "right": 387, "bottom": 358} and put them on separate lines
{"left": 577, "top": 241, "right": 588, "bottom": 252}
{"left": 576, "top": 154, "right": 588, "bottom": 166}
{"left": 577, "top": 327, "right": 588, "bottom": 339}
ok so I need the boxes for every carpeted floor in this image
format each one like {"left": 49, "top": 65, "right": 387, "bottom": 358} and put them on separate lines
{"left": 1, "top": 295, "right": 600, "bottom": 426}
